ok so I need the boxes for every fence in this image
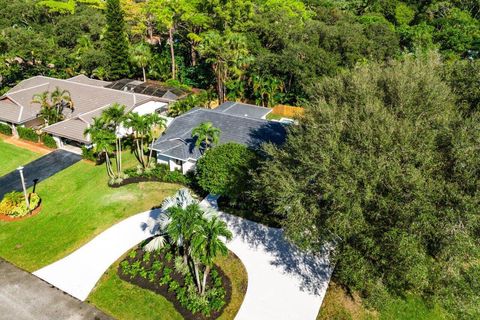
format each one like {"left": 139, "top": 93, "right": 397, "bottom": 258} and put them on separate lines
{"left": 271, "top": 105, "right": 305, "bottom": 118}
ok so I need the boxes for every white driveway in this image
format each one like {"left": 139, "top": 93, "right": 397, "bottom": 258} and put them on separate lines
{"left": 33, "top": 210, "right": 159, "bottom": 301}
{"left": 33, "top": 196, "right": 333, "bottom": 320}
{"left": 201, "top": 195, "right": 333, "bottom": 320}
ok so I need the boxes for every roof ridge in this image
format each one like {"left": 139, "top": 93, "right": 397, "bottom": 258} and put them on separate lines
{"left": 7, "top": 82, "right": 50, "bottom": 95}
{"left": 204, "top": 108, "right": 271, "bottom": 123}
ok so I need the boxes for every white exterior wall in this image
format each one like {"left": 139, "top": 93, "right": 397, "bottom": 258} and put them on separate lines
{"left": 182, "top": 159, "right": 197, "bottom": 174}
{"left": 53, "top": 136, "right": 64, "bottom": 149}
{"left": 156, "top": 154, "right": 170, "bottom": 165}
{"left": 169, "top": 159, "right": 182, "bottom": 172}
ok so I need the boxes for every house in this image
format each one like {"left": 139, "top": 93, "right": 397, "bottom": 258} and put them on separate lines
{"left": 0, "top": 75, "right": 183, "bottom": 153}
{"left": 151, "top": 102, "right": 287, "bottom": 174}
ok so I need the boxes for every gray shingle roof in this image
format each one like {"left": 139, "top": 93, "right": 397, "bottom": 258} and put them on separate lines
{"left": 67, "top": 75, "right": 112, "bottom": 87}
{"left": 152, "top": 108, "right": 286, "bottom": 161}
{"left": 213, "top": 101, "right": 272, "bottom": 119}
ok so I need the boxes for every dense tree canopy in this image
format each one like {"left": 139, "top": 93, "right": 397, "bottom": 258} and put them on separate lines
{"left": 251, "top": 54, "right": 480, "bottom": 318}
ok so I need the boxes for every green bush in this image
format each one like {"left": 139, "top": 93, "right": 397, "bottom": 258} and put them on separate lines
{"left": 0, "top": 191, "right": 41, "bottom": 217}
{"left": 41, "top": 134, "right": 57, "bottom": 149}
{"left": 81, "top": 146, "right": 97, "bottom": 162}
{"left": 195, "top": 142, "right": 256, "bottom": 197}
{"left": 17, "top": 127, "right": 39, "bottom": 142}
{"left": 0, "top": 123, "right": 12, "bottom": 135}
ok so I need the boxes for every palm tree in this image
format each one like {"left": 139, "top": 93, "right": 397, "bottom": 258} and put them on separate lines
{"left": 126, "top": 112, "right": 166, "bottom": 169}
{"left": 84, "top": 118, "right": 116, "bottom": 179}
{"left": 32, "top": 87, "right": 74, "bottom": 126}
{"left": 192, "top": 216, "right": 232, "bottom": 295}
{"left": 101, "top": 103, "right": 126, "bottom": 174}
{"left": 131, "top": 42, "right": 152, "bottom": 82}
{"left": 191, "top": 122, "right": 221, "bottom": 150}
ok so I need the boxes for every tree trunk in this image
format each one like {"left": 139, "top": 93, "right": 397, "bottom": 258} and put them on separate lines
{"left": 142, "top": 67, "right": 147, "bottom": 83}
{"left": 191, "top": 43, "right": 196, "bottom": 66}
{"left": 169, "top": 27, "right": 176, "bottom": 80}
{"left": 193, "top": 260, "right": 201, "bottom": 293}
{"left": 105, "top": 152, "right": 114, "bottom": 178}
{"left": 201, "top": 265, "right": 210, "bottom": 295}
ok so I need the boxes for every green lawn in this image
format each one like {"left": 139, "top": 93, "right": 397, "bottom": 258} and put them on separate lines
{"left": 0, "top": 139, "right": 41, "bottom": 177}
{"left": 0, "top": 156, "right": 180, "bottom": 271}
{"left": 89, "top": 251, "right": 247, "bottom": 320}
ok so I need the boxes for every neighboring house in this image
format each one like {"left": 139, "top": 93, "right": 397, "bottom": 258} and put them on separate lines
{"left": 0, "top": 75, "right": 181, "bottom": 153}
{"left": 151, "top": 103, "right": 287, "bottom": 174}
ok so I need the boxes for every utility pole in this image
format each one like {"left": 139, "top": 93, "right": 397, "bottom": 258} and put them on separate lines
{"left": 17, "top": 166, "right": 29, "bottom": 209}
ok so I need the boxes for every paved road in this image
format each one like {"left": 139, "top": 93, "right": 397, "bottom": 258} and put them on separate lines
{"left": 0, "top": 150, "right": 81, "bottom": 198}
{"left": 0, "top": 259, "right": 111, "bottom": 320}
{"left": 34, "top": 195, "right": 333, "bottom": 320}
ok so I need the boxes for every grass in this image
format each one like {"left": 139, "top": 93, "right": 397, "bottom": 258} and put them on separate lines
{"left": 0, "top": 153, "right": 180, "bottom": 271}
{"left": 266, "top": 113, "right": 284, "bottom": 121}
{"left": 0, "top": 139, "right": 41, "bottom": 177}
{"left": 318, "top": 282, "right": 451, "bottom": 320}
{"left": 89, "top": 251, "right": 248, "bottom": 320}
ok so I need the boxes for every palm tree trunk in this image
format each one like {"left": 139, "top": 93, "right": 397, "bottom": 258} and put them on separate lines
{"left": 201, "top": 265, "right": 211, "bottom": 295}
{"left": 193, "top": 260, "right": 201, "bottom": 293}
{"left": 142, "top": 67, "right": 147, "bottom": 83}
{"left": 104, "top": 152, "right": 114, "bottom": 178}
{"left": 169, "top": 27, "right": 176, "bottom": 80}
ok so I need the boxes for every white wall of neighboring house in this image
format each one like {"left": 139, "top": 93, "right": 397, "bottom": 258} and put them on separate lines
{"left": 169, "top": 158, "right": 182, "bottom": 172}
{"left": 132, "top": 101, "right": 167, "bottom": 116}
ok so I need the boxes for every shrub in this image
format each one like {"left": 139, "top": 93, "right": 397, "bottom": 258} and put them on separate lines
{"left": 17, "top": 127, "right": 39, "bottom": 142}
{"left": 195, "top": 142, "right": 256, "bottom": 198}
{"left": 81, "top": 146, "right": 97, "bottom": 162}
{"left": 41, "top": 134, "right": 57, "bottom": 149}
{"left": 164, "top": 170, "right": 189, "bottom": 184}
{"left": 0, "top": 123, "right": 12, "bottom": 135}
{"left": 0, "top": 192, "right": 40, "bottom": 217}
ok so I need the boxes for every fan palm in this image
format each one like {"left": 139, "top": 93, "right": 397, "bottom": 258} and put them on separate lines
{"left": 191, "top": 122, "right": 221, "bottom": 150}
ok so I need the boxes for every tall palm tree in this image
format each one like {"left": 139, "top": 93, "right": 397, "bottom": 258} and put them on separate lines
{"left": 131, "top": 42, "right": 152, "bottom": 82}
{"left": 101, "top": 103, "right": 126, "bottom": 174}
{"left": 84, "top": 118, "right": 116, "bottom": 179}
{"left": 126, "top": 112, "right": 166, "bottom": 169}
{"left": 192, "top": 216, "right": 232, "bottom": 295}
{"left": 191, "top": 122, "right": 221, "bottom": 150}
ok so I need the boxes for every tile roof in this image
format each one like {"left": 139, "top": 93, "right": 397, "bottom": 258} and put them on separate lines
{"left": 66, "top": 75, "right": 112, "bottom": 87}
{"left": 213, "top": 101, "right": 272, "bottom": 119}
{"left": 152, "top": 108, "right": 286, "bottom": 161}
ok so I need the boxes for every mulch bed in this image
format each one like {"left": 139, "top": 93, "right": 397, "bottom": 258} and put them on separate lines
{"left": 0, "top": 204, "right": 42, "bottom": 222}
{"left": 118, "top": 246, "right": 232, "bottom": 320}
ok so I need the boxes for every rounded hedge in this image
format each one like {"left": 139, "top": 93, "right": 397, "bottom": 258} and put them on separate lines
{"left": 195, "top": 143, "right": 255, "bottom": 197}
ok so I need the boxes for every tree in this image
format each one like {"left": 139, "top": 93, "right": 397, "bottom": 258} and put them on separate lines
{"left": 191, "top": 122, "right": 220, "bottom": 150}
{"left": 145, "top": 188, "right": 232, "bottom": 295}
{"left": 252, "top": 53, "right": 480, "bottom": 318}
{"left": 131, "top": 42, "right": 152, "bottom": 82}
{"left": 192, "top": 216, "right": 232, "bottom": 295}
{"left": 104, "top": 0, "right": 130, "bottom": 79}
{"left": 32, "top": 87, "right": 74, "bottom": 126}
{"left": 101, "top": 103, "right": 127, "bottom": 175}
{"left": 197, "top": 31, "right": 251, "bottom": 103}
{"left": 126, "top": 112, "right": 166, "bottom": 169}
{"left": 84, "top": 118, "right": 116, "bottom": 179}
{"left": 195, "top": 143, "right": 255, "bottom": 199}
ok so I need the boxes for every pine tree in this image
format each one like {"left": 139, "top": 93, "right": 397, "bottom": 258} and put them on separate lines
{"left": 104, "top": 0, "right": 130, "bottom": 79}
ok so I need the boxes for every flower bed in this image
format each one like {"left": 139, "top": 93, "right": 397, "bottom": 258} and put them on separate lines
{"left": 0, "top": 191, "right": 41, "bottom": 220}
{"left": 109, "top": 164, "right": 190, "bottom": 188}
{"left": 118, "top": 245, "right": 231, "bottom": 320}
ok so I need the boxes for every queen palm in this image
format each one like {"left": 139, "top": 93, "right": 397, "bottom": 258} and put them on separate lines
{"left": 126, "top": 112, "right": 166, "bottom": 169}
{"left": 32, "top": 87, "right": 74, "bottom": 126}
{"left": 131, "top": 42, "right": 152, "bottom": 83}
{"left": 191, "top": 122, "right": 221, "bottom": 150}
{"left": 84, "top": 118, "right": 116, "bottom": 179}
{"left": 192, "top": 216, "right": 232, "bottom": 295}
{"left": 101, "top": 103, "right": 126, "bottom": 174}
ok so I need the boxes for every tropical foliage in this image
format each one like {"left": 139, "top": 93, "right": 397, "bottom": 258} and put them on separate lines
{"left": 0, "top": 191, "right": 41, "bottom": 217}
{"left": 31, "top": 87, "right": 74, "bottom": 126}
{"left": 191, "top": 122, "right": 220, "bottom": 150}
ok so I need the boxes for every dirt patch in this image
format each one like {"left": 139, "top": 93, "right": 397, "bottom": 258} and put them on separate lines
{"left": 0, "top": 204, "right": 42, "bottom": 222}
{"left": 118, "top": 246, "right": 232, "bottom": 320}
{"left": 0, "top": 134, "right": 52, "bottom": 155}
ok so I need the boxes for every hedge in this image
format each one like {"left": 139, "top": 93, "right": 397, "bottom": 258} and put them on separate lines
{"left": 17, "top": 127, "right": 39, "bottom": 142}
{"left": 41, "top": 134, "right": 57, "bottom": 149}
{"left": 0, "top": 123, "right": 12, "bottom": 136}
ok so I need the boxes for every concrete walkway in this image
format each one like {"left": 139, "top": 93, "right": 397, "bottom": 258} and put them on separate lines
{"left": 201, "top": 195, "right": 333, "bottom": 320}
{"left": 34, "top": 196, "right": 332, "bottom": 319}
{"left": 0, "top": 149, "right": 82, "bottom": 198}
{"left": 34, "top": 209, "right": 159, "bottom": 301}
{"left": 0, "top": 259, "right": 110, "bottom": 320}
